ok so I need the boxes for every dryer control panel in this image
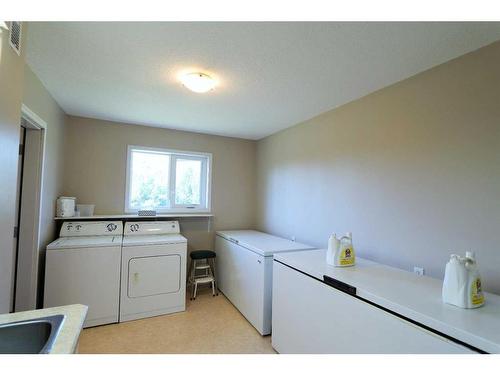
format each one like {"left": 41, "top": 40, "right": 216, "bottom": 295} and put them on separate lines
{"left": 124, "top": 221, "right": 180, "bottom": 236}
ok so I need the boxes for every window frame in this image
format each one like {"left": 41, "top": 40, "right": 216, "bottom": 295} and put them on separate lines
{"left": 125, "top": 145, "right": 212, "bottom": 214}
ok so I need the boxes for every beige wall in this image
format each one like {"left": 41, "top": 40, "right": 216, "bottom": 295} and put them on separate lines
{"left": 257, "top": 41, "right": 500, "bottom": 293}
{"left": 63, "top": 116, "right": 257, "bottom": 251}
{"left": 0, "top": 24, "right": 27, "bottom": 313}
{"left": 22, "top": 64, "right": 67, "bottom": 307}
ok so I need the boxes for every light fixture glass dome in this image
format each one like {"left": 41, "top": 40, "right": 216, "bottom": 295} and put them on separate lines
{"left": 180, "top": 72, "right": 216, "bottom": 93}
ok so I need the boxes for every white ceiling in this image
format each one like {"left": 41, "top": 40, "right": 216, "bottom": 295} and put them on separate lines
{"left": 27, "top": 22, "right": 500, "bottom": 140}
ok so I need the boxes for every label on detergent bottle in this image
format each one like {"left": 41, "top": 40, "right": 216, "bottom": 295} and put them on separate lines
{"left": 340, "top": 245, "right": 355, "bottom": 266}
{"left": 471, "top": 277, "right": 485, "bottom": 306}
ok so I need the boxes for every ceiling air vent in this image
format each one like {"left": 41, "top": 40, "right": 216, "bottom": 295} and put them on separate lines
{"left": 9, "top": 21, "right": 22, "bottom": 56}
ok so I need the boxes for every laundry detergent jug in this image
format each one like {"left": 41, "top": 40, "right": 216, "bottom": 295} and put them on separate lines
{"left": 442, "top": 251, "right": 485, "bottom": 309}
{"left": 326, "top": 232, "right": 355, "bottom": 267}
{"left": 326, "top": 233, "right": 340, "bottom": 266}
{"left": 464, "top": 251, "right": 485, "bottom": 308}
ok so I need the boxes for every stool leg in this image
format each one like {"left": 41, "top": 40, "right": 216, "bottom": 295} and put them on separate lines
{"left": 193, "top": 281, "right": 198, "bottom": 300}
{"left": 190, "top": 259, "right": 196, "bottom": 299}
{"left": 188, "top": 259, "right": 194, "bottom": 286}
{"left": 190, "top": 260, "right": 197, "bottom": 300}
{"left": 211, "top": 279, "right": 215, "bottom": 297}
{"left": 210, "top": 258, "right": 219, "bottom": 295}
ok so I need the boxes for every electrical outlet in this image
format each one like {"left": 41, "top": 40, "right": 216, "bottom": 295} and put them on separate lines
{"left": 413, "top": 266, "right": 425, "bottom": 276}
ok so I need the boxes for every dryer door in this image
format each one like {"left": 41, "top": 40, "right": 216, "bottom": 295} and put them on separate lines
{"left": 128, "top": 255, "right": 181, "bottom": 298}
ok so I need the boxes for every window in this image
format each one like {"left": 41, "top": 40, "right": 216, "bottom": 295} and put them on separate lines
{"left": 125, "top": 146, "right": 211, "bottom": 213}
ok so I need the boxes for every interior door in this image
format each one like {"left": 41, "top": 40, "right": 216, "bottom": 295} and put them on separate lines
{"left": 11, "top": 127, "right": 25, "bottom": 311}
{"left": 14, "top": 124, "right": 44, "bottom": 312}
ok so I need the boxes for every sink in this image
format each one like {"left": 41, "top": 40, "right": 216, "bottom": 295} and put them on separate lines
{"left": 0, "top": 314, "right": 65, "bottom": 354}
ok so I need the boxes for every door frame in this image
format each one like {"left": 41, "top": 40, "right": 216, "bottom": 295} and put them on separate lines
{"left": 14, "top": 104, "right": 47, "bottom": 311}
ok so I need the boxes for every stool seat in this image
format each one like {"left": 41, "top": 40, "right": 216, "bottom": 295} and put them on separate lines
{"left": 190, "top": 250, "right": 216, "bottom": 260}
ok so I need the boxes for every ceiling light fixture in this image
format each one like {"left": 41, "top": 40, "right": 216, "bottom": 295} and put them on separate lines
{"left": 180, "top": 72, "right": 217, "bottom": 93}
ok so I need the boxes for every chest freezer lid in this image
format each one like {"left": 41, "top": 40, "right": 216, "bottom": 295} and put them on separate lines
{"left": 273, "top": 249, "right": 500, "bottom": 354}
{"left": 47, "top": 235, "right": 123, "bottom": 250}
{"left": 216, "top": 230, "right": 314, "bottom": 256}
{"left": 122, "top": 234, "right": 187, "bottom": 247}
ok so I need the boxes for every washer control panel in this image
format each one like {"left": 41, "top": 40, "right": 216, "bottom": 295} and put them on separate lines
{"left": 60, "top": 221, "right": 123, "bottom": 237}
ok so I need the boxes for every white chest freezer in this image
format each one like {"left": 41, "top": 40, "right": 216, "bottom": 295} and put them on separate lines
{"left": 215, "top": 230, "right": 315, "bottom": 335}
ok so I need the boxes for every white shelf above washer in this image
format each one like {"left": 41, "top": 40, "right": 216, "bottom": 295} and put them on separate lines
{"left": 54, "top": 213, "right": 214, "bottom": 220}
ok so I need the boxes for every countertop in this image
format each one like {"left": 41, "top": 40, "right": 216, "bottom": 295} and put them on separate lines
{"left": 0, "top": 304, "right": 88, "bottom": 354}
{"left": 274, "top": 249, "right": 500, "bottom": 353}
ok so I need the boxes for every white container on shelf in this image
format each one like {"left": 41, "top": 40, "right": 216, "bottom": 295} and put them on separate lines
{"left": 76, "top": 204, "right": 95, "bottom": 217}
{"left": 56, "top": 197, "right": 76, "bottom": 217}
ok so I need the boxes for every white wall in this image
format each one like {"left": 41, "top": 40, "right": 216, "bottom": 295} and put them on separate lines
{"left": 257, "top": 41, "right": 500, "bottom": 293}
{"left": 0, "top": 24, "right": 26, "bottom": 313}
{"left": 62, "top": 116, "right": 257, "bottom": 252}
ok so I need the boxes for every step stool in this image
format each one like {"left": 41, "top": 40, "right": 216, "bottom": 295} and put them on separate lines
{"left": 188, "top": 250, "right": 218, "bottom": 300}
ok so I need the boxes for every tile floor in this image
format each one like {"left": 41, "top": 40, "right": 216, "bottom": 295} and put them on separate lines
{"left": 78, "top": 288, "right": 276, "bottom": 354}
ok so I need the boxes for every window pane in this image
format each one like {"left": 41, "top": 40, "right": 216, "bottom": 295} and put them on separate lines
{"left": 129, "top": 150, "right": 170, "bottom": 209}
{"left": 175, "top": 158, "right": 202, "bottom": 205}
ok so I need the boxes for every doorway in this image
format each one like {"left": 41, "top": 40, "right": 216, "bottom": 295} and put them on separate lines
{"left": 12, "top": 105, "right": 46, "bottom": 312}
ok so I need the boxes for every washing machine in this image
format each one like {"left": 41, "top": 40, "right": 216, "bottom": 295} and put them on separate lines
{"left": 44, "top": 221, "right": 123, "bottom": 328}
{"left": 120, "top": 221, "right": 187, "bottom": 322}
